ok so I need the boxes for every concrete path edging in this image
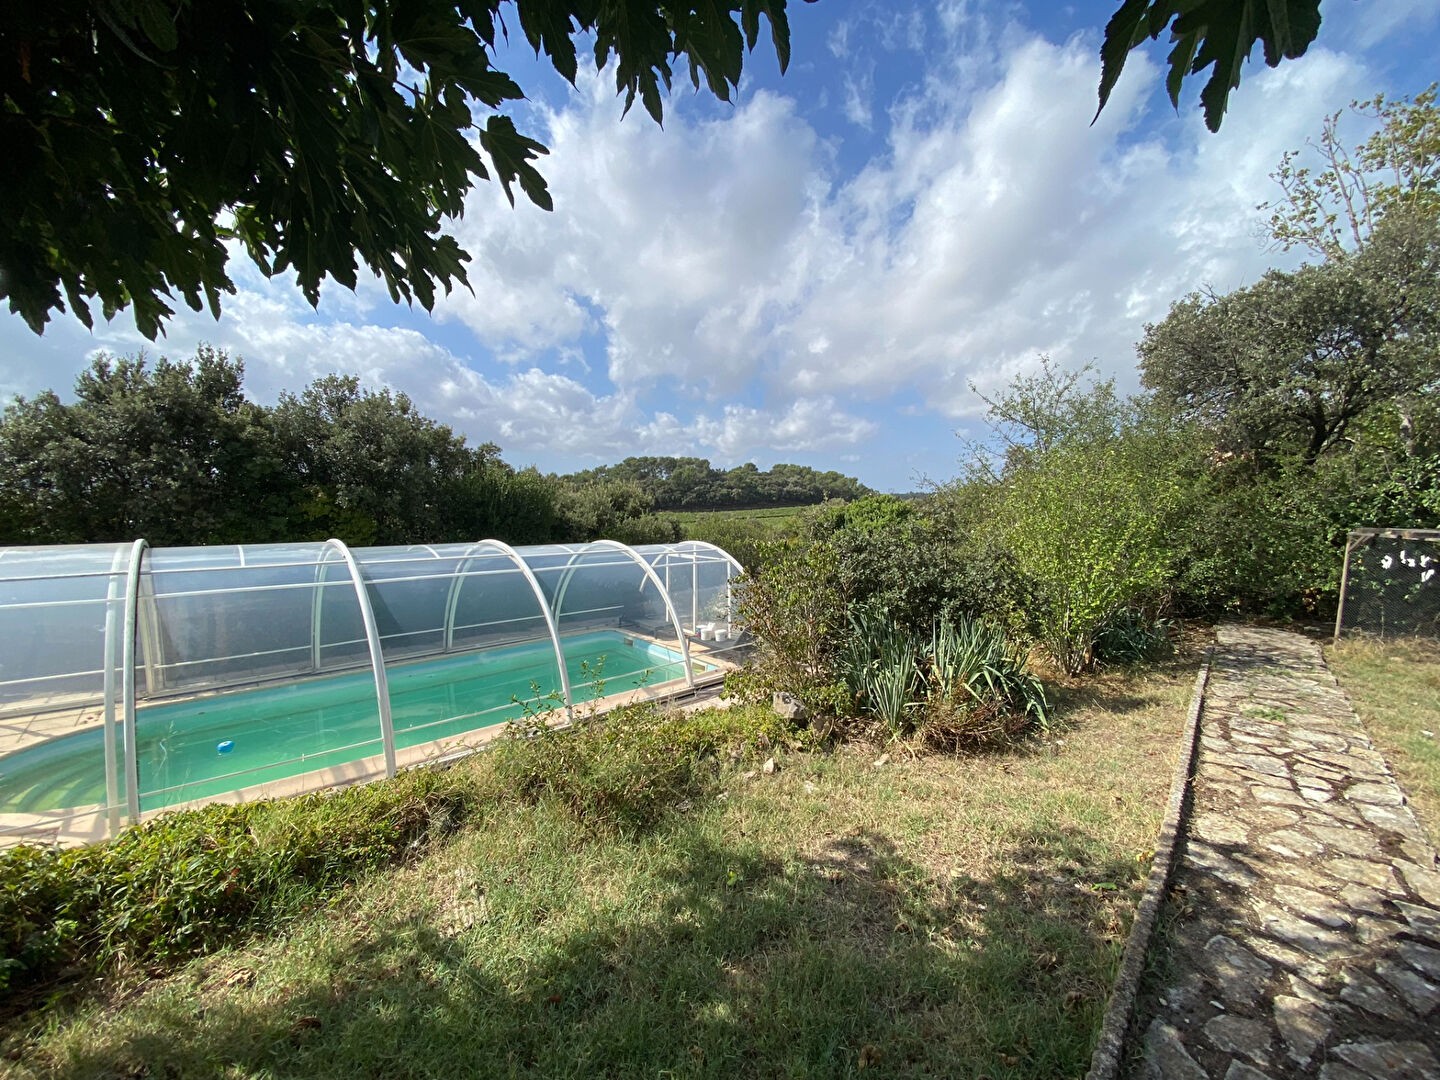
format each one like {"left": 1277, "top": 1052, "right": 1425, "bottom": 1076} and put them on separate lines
{"left": 1087, "top": 645, "right": 1215, "bottom": 1080}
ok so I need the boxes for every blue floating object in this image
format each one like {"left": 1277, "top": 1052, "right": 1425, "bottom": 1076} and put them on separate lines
{"left": 217, "top": 740, "right": 235, "bottom": 755}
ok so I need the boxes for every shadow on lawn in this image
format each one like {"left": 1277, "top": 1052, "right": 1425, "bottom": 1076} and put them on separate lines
{"left": 32, "top": 823, "right": 1143, "bottom": 1080}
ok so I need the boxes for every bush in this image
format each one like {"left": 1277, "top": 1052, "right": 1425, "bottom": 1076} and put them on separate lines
{"left": 0, "top": 766, "right": 483, "bottom": 998}
{"left": 838, "top": 608, "right": 1048, "bottom": 747}
{"left": 995, "top": 432, "right": 1188, "bottom": 674}
{"left": 492, "top": 702, "right": 791, "bottom": 836}
{"left": 1093, "top": 608, "right": 1176, "bottom": 665}
{"left": 680, "top": 514, "right": 785, "bottom": 573}
{"left": 725, "top": 538, "right": 853, "bottom": 718}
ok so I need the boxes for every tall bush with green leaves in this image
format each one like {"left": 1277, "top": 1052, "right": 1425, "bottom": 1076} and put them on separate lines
{"left": 807, "top": 494, "right": 998, "bottom": 632}
{"left": 998, "top": 435, "right": 1187, "bottom": 673}
{"left": 726, "top": 539, "right": 852, "bottom": 717}
{"left": 975, "top": 361, "right": 1192, "bottom": 674}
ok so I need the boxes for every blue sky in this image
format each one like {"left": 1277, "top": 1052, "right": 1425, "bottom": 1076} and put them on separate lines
{"left": 3, "top": 0, "right": 1438, "bottom": 491}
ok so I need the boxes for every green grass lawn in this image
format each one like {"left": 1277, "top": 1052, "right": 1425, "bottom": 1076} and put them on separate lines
{"left": 1327, "top": 636, "right": 1440, "bottom": 844}
{"left": 3, "top": 662, "right": 1194, "bottom": 1080}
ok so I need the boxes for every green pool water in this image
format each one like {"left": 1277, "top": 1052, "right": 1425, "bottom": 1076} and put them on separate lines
{"left": 0, "top": 631, "right": 701, "bottom": 815}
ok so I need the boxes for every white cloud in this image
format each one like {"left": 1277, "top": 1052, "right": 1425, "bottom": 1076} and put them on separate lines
{"left": 407, "top": 20, "right": 1376, "bottom": 427}
{"left": 775, "top": 36, "right": 1375, "bottom": 415}
{"left": 842, "top": 67, "right": 875, "bottom": 129}
{"left": 433, "top": 79, "right": 824, "bottom": 398}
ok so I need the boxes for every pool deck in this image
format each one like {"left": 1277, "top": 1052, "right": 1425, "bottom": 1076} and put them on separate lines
{"left": 0, "top": 631, "right": 744, "bottom": 849}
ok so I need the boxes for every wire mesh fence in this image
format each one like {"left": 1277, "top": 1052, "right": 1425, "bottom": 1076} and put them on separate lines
{"left": 1334, "top": 528, "right": 1440, "bottom": 643}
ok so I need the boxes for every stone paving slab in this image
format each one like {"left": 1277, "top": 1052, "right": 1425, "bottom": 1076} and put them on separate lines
{"left": 1130, "top": 626, "right": 1440, "bottom": 1080}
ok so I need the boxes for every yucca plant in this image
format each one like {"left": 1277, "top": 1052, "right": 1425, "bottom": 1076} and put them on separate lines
{"left": 925, "top": 615, "right": 1048, "bottom": 728}
{"left": 839, "top": 605, "right": 923, "bottom": 737}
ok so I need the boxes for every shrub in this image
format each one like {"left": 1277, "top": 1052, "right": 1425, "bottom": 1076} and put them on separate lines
{"left": 680, "top": 514, "right": 784, "bottom": 573}
{"left": 725, "top": 538, "right": 852, "bottom": 718}
{"left": 996, "top": 433, "right": 1188, "bottom": 674}
{"left": 837, "top": 608, "right": 1048, "bottom": 748}
{"left": 0, "top": 766, "right": 483, "bottom": 998}
{"left": 492, "top": 702, "right": 791, "bottom": 836}
{"left": 1093, "top": 608, "right": 1176, "bottom": 665}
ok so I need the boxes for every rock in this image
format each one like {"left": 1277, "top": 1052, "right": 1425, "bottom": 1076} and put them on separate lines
{"left": 1223, "top": 1062, "right": 1272, "bottom": 1080}
{"left": 1274, "top": 994, "right": 1332, "bottom": 1066}
{"left": 1188, "top": 843, "right": 1260, "bottom": 890}
{"left": 1338, "top": 883, "right": 1391, "bottom": 917}
{"left": 1263, "top": 828, "right": 1326, "bottom": 858}
{"left": 1355, "top": 914, "right": 1406, "bottom": 946}
{"left": 1142, "top": 1020, "right": 1207, "bottom": 1080}
{"left": 1325, "top": 856, "right": 1401, "bottom": 893}
{"left": 1331, "top": 1040, "right": 1440, "bottom": 1079}
{"left": 1396, "top": 860, "right": 1440, "bottom": 907}
{"left": 1398, "top": 940, "right": 1440, "bottom": 982}
{"left": 761, "top": 756, "right": 777, "bottom": 775}
{"left": 1272, "top": 884, "right": 1352, "bottom": 929}
{"left": 771, "top": 692, "right": 807, "bottom": 721}
{"left": 1254, "top": 901, "right": 1354, "bottom": 958}
{"left": 1203, "top": 935, "right": 1274, "bottom": 1008}
{"left": 1254, "top": 787, "right": 1310, "bottom": 809}
{"left": 1243, "top": 807, "right": 1302, "bottom": 828}
{"left": 1203, "top": 1014, "right": 1272, "bottom": 1062}
{"left": 1194, "top": 813, "right": 1251, "bottom": 846}
{"left": 1343, "top": 782, "right": 1405, "bottom": 807}
{"left": 1375, "top": 958, "right": 1440, "bottom": 1015}
{"left": 1305, "top": 826, "right": 1381, "bottom": 859}
{"left": 1339, "top": 970, "right": 1411, "bottom": 1022}
{"left": 1296, "top": 737, "right": 1347, "bottom": 754}
{"left": 1228, "top": 752, "right": 1292, "bottom": 778}
{"left": 1395, "top": 899, "right": 1440, "bottom": 941}
{"left": 1355, "top": 802, "right": 1426, "bottom": 837}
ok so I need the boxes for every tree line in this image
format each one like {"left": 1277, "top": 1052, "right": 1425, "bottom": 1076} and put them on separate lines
{"left": 0, "top": 353, "right": 871, "bottom": 550}
{"left": 559, "top": 457, "right": 870, "bottom": 511}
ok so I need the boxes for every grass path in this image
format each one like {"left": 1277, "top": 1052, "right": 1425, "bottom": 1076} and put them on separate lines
{"left": 4, "top": 661, "right": 1194, "bottom": 1079}
{"left": 1327, "top": 636, "right": 1440, "bottom": 844}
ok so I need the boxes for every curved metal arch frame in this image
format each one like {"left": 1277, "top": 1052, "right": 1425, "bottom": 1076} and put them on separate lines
{"left": 551, "top": 540, "right": 695, "bottom": 688}
{"left": 442, "top": 539, "right": 575, "bottom": 716}
{"left": 640, "top": 541, "right": 743, "bottom": 640}
{"left": 118, "top": 538, "right": 149, "bottom": 824}
{"left": 672, "top": 539, "right": 745, "bottom": 577}
{"left": 322, "top": 539, "right": 398, "bottom": 778}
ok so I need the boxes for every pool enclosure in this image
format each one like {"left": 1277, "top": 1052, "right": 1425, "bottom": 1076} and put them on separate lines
{"left": 0, "top": 539, "right": 745, "bottom": 845}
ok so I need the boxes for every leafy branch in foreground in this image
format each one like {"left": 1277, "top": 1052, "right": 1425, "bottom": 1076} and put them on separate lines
{"left": 1, "top": 1, "right": 798, "bottom": 338}
{"left": 1097, "top": 0, "right": 1322, "bottom": 132}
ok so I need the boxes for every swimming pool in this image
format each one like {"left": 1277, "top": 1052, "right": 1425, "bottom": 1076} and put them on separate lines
{"left": 0, "top": 631, "right": 706, "bottom": 815}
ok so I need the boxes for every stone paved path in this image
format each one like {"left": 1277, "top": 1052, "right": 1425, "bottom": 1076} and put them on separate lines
{"left": 1132, "top": 625, "right": 1440, "bottom": 1080}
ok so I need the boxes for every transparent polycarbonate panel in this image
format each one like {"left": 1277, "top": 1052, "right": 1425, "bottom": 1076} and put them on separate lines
{"left": 134, "top": 544, "right": 385, "bottom": 811}
{"left": 634, "top": 542, "right": 742, "bottom": 652}
{"left": 540, "top": 546, "right": 687, "bottom": 698}
{"left": 448, "top": 547, "right": 551, "bottom": 651}
{"left": 0, "top": 545, "right": 133, "bottom": 716}
{"left": 141, "top": 544, "right": 333, "bottom": 695}
{"left": 0, "top": 544, "right": 134, "bottom": 835}
{"left": 367, "top": 543, "right": 561, "bottom": 742}
{"left": 316, "top": 553, "right": 368, "bottom": 670}
{"left": 351, "top": 546, "right": 450, "bottom": 660}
